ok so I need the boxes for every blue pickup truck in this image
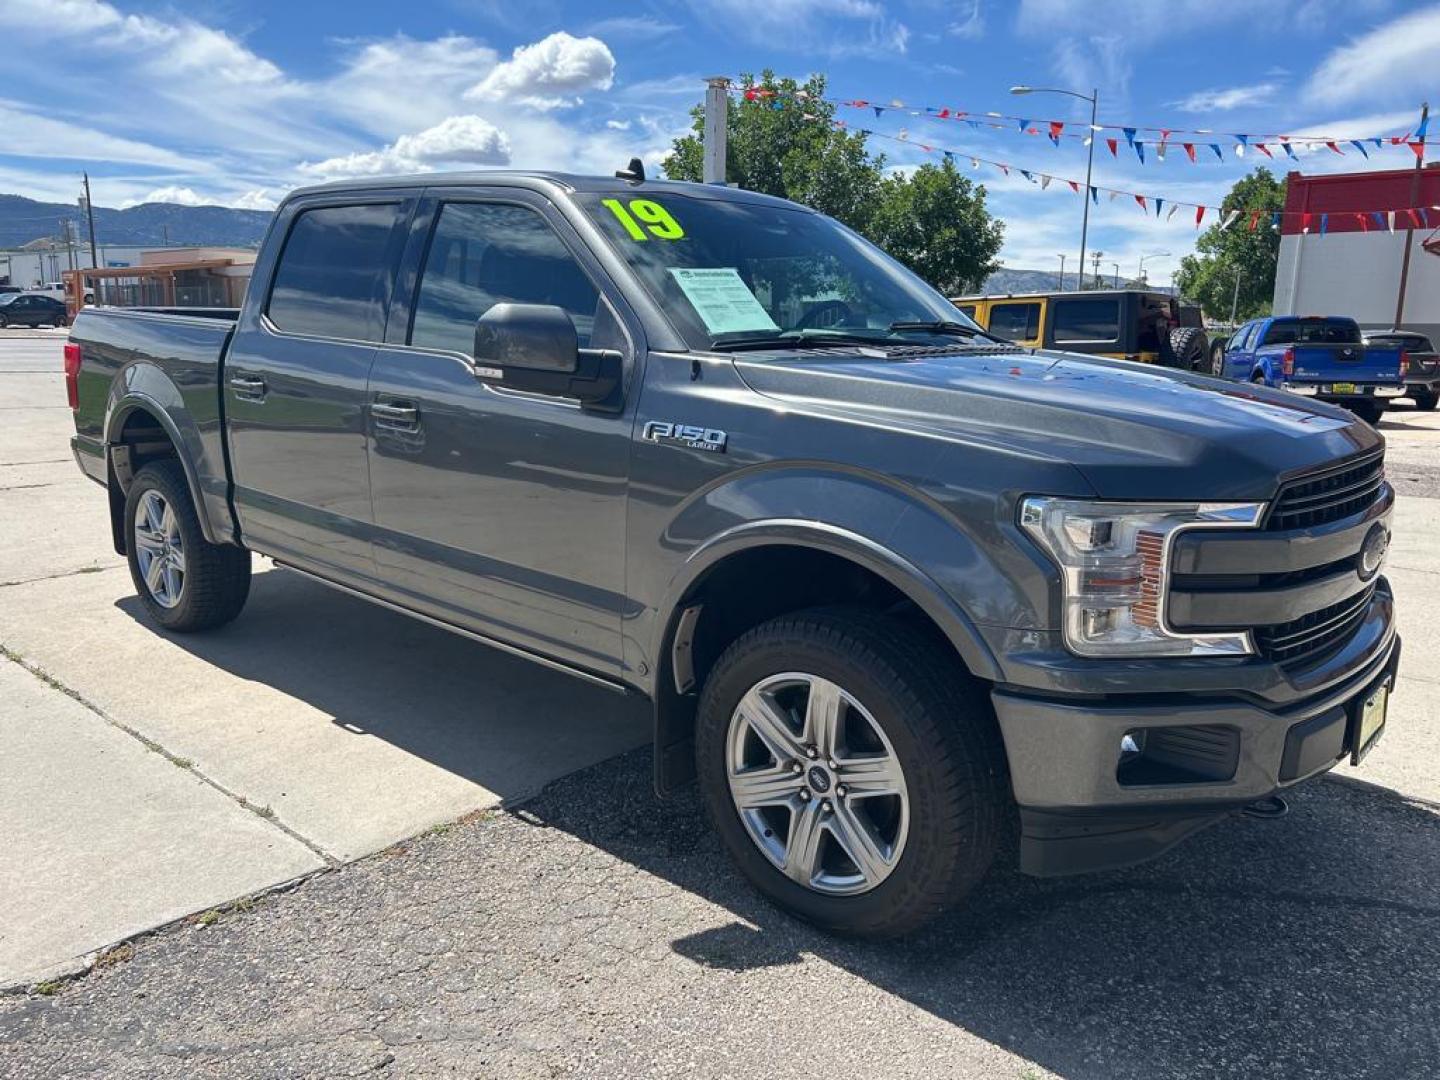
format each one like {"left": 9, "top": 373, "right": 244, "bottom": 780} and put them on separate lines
{"left": 1217, "top": 316, "right": 1406, "bottom": 424}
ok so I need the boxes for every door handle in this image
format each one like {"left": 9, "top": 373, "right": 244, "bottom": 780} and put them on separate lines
{"left": 229, "top": 375, "right": 266, "bottom": 399}
{"left": 371, "top": 401, "right": 420, "bottom": 428}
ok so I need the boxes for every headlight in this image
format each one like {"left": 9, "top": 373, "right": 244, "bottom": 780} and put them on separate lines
{"left": 1019, "top": 497, "right": 1266, "bottom": 657}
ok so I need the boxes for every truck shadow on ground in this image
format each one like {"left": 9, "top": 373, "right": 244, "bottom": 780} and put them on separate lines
{"left": 117, "top": 564, "right": 1440, "bottom": 1078}
{"left": 113, "top": 564, "right": 651, "bottom": 807}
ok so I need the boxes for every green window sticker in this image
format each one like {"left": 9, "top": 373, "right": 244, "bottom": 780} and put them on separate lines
{"left": 668, "top": 268, "right": 779, "bottom": 335}
{"left": 603, "top": 198, "right": 685, "bottom": 240}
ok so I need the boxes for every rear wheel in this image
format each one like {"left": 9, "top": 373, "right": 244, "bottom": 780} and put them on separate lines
{"left": 695, "top": 608, "right": 1008, "bottom": 937}
{"left": 1166, "top": 326, "right": 1209, "bottom": 372}
{"left": 1412, "top": 389, "right": 1438, "bottom": 411}
{"left": 0, "top": 314, "right": 9, "bottom": 328}
{"left": 124, "top": 460, "right": 251, "bottom": 631}
{"left": 1349, "top": 400, "right": 1384, "bottom": 426}
{"left": 1209, "top": 340, "right": 1226, "bottom": 377}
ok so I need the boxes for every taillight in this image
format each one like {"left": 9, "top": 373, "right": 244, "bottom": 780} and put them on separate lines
{"left": 63, "top": 341, "right": 82, "bottom": 410}
{"left": 1399, "top": 350, "right": 1409, "bottom": 379}
{"left": 1281, "top": 346, "right": 1295, "bottom": 378}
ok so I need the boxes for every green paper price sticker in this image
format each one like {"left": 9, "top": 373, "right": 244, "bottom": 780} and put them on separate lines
{"left": 602, "top": 198, "right": 685, "bottom": 241}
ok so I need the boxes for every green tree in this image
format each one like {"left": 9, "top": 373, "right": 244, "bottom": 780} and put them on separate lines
{"left": 1174, "top": 167, "right": 1286, "bottom": 321}
{"left": 664, "top": 72, "right": 1004, "bottom": 293}
{"left": 867, "top": 159, "right": 1004, "bottom": 294}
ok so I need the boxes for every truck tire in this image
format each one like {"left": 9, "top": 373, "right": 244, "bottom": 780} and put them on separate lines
{"left": 1413, "top": 389, "right": 1438, "bottom": 411}
{"left": 1209, "top": 339, "right": 1226, "bottom": 376}
{"left": 124, "top": 460, "right": 251, "bottom": 632}
{"left": 694, "top": 607, "right": 1009, "bottom": 937}
{"left": 1349, "top": 400, "right": 1384, "bottom": 426}
{"left": 1166, "top": 326, "right": 1209, "bottom": 372}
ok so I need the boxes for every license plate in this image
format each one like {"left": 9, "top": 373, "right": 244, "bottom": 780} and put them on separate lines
{"left": 1330, "top": 382, "right": 1357, "bottom": 394}
{"left": 1351, "top": 680, "right": 1390, "bottom": 765}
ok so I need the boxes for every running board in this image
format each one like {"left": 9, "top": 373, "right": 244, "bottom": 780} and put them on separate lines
{"left": 271, "top": 560, "right": 629, "bottom": 695}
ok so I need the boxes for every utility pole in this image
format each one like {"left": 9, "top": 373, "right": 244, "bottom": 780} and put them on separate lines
{"left": 1056, "top": 253, "right": 1066, "bottom": 291}
{"left": 1090, "top": 250, "right": 1103, "bottom": 290}
{"left": 1229, "top": 269, "right": 1242, "bottom": 324}
{"left": 81, "top": 172, "right": 99, "bottom": 270}
{"left": 1111, "top": 262, "right": 1120, "bottom": 288}
{"left": 702, "top": 77, "right": 730, "bottom": 185}
{"left": 1394, "top": 101, "right": 1428, "bottom": 330}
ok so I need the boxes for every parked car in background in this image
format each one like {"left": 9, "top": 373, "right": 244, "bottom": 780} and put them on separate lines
{"left": 951, "top": 289, "right": 1210, "bottom": 370}
{"left": 0, "top": 292, "right": 68, "bottom": 327}
{"left": 1219, "top": 315, "right": 1404, "bottom": 424}
{"left": 1363, "top": 329, "right": 1439, "bottom": 411}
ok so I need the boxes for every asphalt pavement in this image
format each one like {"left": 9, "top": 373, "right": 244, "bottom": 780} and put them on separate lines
{"left": 2, "top": 329, "right": 1438, "bottom": 1078}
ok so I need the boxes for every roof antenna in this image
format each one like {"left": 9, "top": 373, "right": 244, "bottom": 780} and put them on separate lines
{"left": 615, "top": 157, "right": 645, "bottom": 184}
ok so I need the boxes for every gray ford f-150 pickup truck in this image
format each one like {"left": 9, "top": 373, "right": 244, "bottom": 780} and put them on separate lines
{"left": 66, "top": 170, "right": 1400, "bottom": 936}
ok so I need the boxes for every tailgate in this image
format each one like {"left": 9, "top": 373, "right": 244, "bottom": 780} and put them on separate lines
{"left": 1292, "top": 343, "right": 1400, "bottom": 383}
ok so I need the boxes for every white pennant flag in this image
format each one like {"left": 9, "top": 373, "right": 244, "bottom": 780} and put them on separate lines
{"left": 1040, "top": 175, "right": 1052, "bottom": 190}
{"left": 1221, "top": 209, "right": 1242, "bottom": 229}
{"left": 1167, "top": 204, "right": 1180, "bottom": 222}
{"left": 1388, "top": 210, "right": 1396, "bottom": 232}
{"left": 1109, "top": 190, "right": 1120, "bottom": 202}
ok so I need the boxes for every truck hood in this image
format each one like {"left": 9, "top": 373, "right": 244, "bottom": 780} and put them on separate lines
{"left": 732, "top": 346, "right": 1381, "bottom": 500}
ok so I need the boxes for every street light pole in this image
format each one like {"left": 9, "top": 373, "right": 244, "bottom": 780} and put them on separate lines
{"left": 1229, "top": 269, "right": 1242, "bottom": 324}
{"left": 1138, "top": 251, "right": 1171, "bottom": 283}
{"left": 1111, "top": 262, "right": 1121, "bottom": 288}
{"left": 1013, "top": 85, "right": 1099, "bottom": 300}
{"left": 1057, "top": 253, "right": 1066, "bottom": 291}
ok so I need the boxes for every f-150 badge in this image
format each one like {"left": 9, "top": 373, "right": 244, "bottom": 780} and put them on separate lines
{"left": 642, "top": 421, "right": 727, "bottom": 453}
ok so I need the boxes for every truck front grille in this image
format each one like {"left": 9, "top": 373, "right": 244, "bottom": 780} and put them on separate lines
{"left": 1254, "top": 583, "right": 1377, "bottom": 667}
{"left": 1266, "top": 450, "right": 1385, "bottom": 532}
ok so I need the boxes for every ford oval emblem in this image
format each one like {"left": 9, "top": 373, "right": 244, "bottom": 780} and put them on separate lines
{"left": 1358, "top": 523, "right": 1390, "bottom": 581}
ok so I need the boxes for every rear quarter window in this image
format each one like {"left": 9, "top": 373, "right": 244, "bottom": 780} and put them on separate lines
{"left": 987, "top": 302, "right": 1040, "bottom": 340}
{"left": 1052, "top": 298, "right": 1120, "bottom": 343}
{"left": 266, "top": 203, "right": 403, "bottom": 342}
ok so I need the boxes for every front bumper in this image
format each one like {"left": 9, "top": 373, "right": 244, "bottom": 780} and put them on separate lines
{"left": 992, "top": 617, "right": 1399, "bottom": 878}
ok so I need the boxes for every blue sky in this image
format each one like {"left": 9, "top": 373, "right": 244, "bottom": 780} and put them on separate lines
{"left": 1, "top": 0, "right": 1436, "bottom": 283}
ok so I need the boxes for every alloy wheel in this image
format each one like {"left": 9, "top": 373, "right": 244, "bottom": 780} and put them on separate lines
{"left": 133, "top": 489, "right": 186, "bottom": 608}
{"left": 725, "top": 672, "right": 909, "bottom": 895}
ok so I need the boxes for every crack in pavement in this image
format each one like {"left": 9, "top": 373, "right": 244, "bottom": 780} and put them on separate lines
{"left": 0, "top": 564, "right": 123, "bottom": 588}
{"left": 0, "top": 482, "right": 58, "bottom": 492}
{"left": 0, "top": 459, "right": 71, "bottom": 467}
{"left": 0, "top": 644, "right": 341, "bottom": 869}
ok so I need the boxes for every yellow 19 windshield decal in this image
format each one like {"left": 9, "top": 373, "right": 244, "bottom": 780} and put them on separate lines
{"left": 602, "top": 198, "right": 685, "bottom": 240}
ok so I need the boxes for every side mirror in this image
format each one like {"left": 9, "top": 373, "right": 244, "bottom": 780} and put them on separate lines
{"left": 472, "top": 302, "right": 623, "bottom": 411}
{"left": 474, "top": 302, "right": 578, "bottom": 374}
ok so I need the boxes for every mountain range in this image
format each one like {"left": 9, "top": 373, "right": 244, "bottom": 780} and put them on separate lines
{"left": 0, "top": 194, "right": 272, "bottom": 250}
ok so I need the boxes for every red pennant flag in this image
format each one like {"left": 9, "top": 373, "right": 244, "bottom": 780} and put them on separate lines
{"left": 937, "top": 107, "right": 950, "bottom": 118}
{"left": 1106, "top": 138, "right": 1118, "bottom": 156}
{"left": 1302, "top": 212, "right": 1312, "bottom": 233}
{"left": 744, "top": 88, "right": 759, "bottom": 101}
{"left": 1325, "top": 141, "right": 1344, "bottom": 155}
{"left": 1248, "top": 210, "right": 1262, "bottom": 231}
{"left": 1068, "top": 180, "right": 1080, "bottom": 193}
{"left": 1357, "top": 213, "right": 1369, "bottom": 232}
{"left": 1183, "top": 142, "right": 1196, "bottom": 162}
{"left": 1161, "top": 128, "right": 1172, "bottom": 140}
{"left": 1409, "top": 208, "right": 1423, "bottom": 227}
{"left": 1135, "top": 194, "right": 1147, "bottom": 212}
{"left": 1410, "top": 141, "right": 1426, "bottom": 159}
{"left": 1049, "top": 120, "right": 1064, "bottom": 141}
{"left": 1195, "top": 205, "right": 1205, "bottom": 227}
{"left": 1256, "top": 143, "right": 1273, "bottom": 158}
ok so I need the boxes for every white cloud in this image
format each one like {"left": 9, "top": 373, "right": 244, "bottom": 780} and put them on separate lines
{"left": 466, "top": 32, "right": 615, "bottom": 110}
{"left": 699, "top": 0, "right": 908, "bottom": 56}
{"left": 0, "top": 100, "right": 201, "bottom": 169}
{"left": 299, "top": 115, "right": 512, "bottom": 180}
{"left": 1305, "top": 5, "right": 1440, "bottom": 106}
{"left": 233, "top": 189, "right": 278, "bottom": 211}
{"left": 584, "top": 16, "right": 680, "bottom": 40}
{"left": 124, "top": 185, "right": 207, "bottom": 207}
{"left": 1172, "top": 83, "right": 1279, "bottom": 113}
{"left": 949, "top": 0, "right": 985, "bottom": 38}
{"left": 606, "top": 119, "right": 632, "bottom": 131}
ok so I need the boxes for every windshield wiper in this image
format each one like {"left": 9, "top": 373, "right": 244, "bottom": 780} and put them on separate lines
{"left": 709, "top": 330, "right": 897, "bottom": 352}
{"left": 887, "top": 320, "right": 1006, "bottom": 344}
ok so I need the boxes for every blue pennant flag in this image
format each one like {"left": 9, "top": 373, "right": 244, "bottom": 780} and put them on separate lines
{"left": 1282, "top": 142, "right": 1297, "bottom": 159}
{"left": 1090, "top": 186, "right": 1098, "bottom": 204}
{"left": 1236, "top": 134, "right": 1248, "bottom": 147}
{"left": 1210, "top": 144, "right": 1223, "bottom": 161}
{"left": 1155, "top": 197, "right": 1164, "bottom": 217}
{"left": 1135, "top": 141, "right": 1145, "bottom": 163}
{"left": 1319, "top": 213, "right": 1328, "bottom": 236}
{"left": 1017, "top": 117, "right": 1029, "bottom": 131}
{"left": 873, "top": 106, "right": 885, "bottom": 117}
{"left": 1419, "top": 113, "right": 1431, "bottom": 140}
{"left": 968, "top": 120, "right": 982, "bottom": 130}
{"left": 1371, "top": 211, "right": 1387, "bottom": 230}
{"left": 1351, "top": 140, "right": 1369, "bottom": 158}
{"left": 1271, "top": 212, "right": 1282, "bottom": 229}
{"left": 1020, "top": 169, "right": 1033, "bottom": 181}
{"left": 943, "top": 150, "right": 955, "bottom": 161}
{"left": 1372, "top": 137, "right": 1383, "bottom": 148}
{"left": 1123, "top": 126, "right": 1137, "bottom": 145}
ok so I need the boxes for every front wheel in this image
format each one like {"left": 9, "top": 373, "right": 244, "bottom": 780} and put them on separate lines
{"left": 1349, "top": 400, "right": 1384, "bottom": 426}
{"left": 124, "top": 460, "right": 251, "bottom": 631}
{"left": 0, "top": 314, "right": 9, "bottom": 328}
{"left": 695, "top": 608, "right": 1008, "bottom": 937}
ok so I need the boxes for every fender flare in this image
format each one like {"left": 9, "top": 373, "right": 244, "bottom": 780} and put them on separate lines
{"left": 105, "top": 391, "right": 224, "bottom": 545}
{"left": 649, "top": 518, "right": 1004, "bottom": 796}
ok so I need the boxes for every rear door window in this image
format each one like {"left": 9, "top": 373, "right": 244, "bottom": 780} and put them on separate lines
{"left": 1263, "top": 319, "right": 1361, "bottom": 346}
{"left": 267, "top": 203, "right": 403, "bottom": 342}
{"left": 954, "top": 303, "right": 977, "bottom": 320}
{"left": 410, "top": 201, "right": 602, "bottom": 355}
{"left": 987, "top": 302, "right": 1040, "bottom": 341}
{"left": 1053, "top": 298, "right": 1121, "bottom": 343}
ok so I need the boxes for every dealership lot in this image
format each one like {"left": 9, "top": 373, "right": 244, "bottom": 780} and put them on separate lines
{"left": 3, "top": 330, "right": 1440, "bottom": 1076}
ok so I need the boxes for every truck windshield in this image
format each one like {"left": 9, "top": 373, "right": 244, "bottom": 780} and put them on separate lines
{"left": 1263, "top": 319, "right": 1362, "bottom": 346}
{"left": 577, "top": 191, "right": 982, "bottom": 351}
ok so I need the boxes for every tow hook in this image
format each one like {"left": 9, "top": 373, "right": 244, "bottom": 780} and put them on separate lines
{"left": 1241, "top": 794, "right": 1289, "bottom": 820}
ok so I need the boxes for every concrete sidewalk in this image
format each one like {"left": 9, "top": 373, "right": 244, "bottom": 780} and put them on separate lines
{"left": 0, "top": 333, "right": 649, "bottom": 987}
